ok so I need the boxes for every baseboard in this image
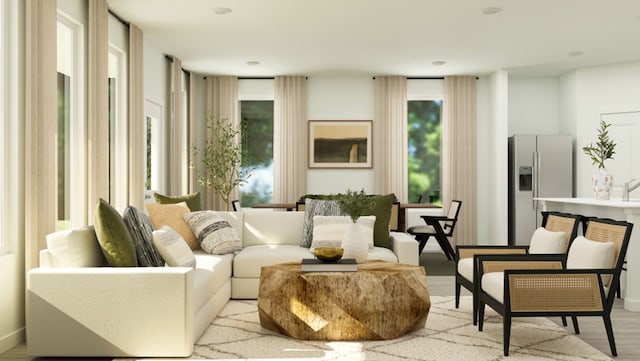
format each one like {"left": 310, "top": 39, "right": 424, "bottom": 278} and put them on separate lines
{"left": 0, "top": 327, "right": 25, "bottom": 354}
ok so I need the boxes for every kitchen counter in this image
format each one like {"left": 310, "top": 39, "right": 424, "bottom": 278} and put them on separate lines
{"left": 536, "top": 197, "right": 640, "bottom": 312}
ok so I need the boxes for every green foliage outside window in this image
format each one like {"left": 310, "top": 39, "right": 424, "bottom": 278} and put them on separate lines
{"left": 240, "top": 101, "right": 274, "bottom": 207}
{"left": 408, "top": 100, "right": 442, "bottom": 205}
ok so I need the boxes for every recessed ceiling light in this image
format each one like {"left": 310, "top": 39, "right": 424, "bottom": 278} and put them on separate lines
{"left": 246, "top": 61, "right": 260, "bottom": 66}
{"left": 432, "top": 61, "right": 446, "bottom": 66}
{"left": 213, "top": 7, "right": 232, "bottom": 15}
{"left": 481, "top": 7, "right": 502, "bottom": 15}
{"left": 568, "top": 51, "right": 584, "bottom": 57}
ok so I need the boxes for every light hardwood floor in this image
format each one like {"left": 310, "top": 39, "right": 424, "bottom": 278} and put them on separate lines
{"left": 2, "top": 275, "right": 638, "bottom": 360}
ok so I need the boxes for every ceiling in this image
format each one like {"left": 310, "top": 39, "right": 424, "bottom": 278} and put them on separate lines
{"left": 107, "top": 0, "right": 640, "bottom": 77}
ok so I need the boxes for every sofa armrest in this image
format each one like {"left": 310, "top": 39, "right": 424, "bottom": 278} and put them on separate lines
{"left": 27, "top": 267, "right": 195, "bottom": 357}
{"left": 390, "top": 231, "right": 419, "bottom": 265}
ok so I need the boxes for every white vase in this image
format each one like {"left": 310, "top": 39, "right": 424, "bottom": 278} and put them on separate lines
{"left": 342, "top": 222, "right": 368, "bottom": 263}
{"left": 593, "top": 168, "right": 614, "bottom": 200}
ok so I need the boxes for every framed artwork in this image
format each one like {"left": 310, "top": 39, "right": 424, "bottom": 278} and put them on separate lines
{"left": 308, "top": 120, "right": 372, "bottom": 168}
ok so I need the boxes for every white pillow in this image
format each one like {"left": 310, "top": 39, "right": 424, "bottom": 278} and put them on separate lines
{"left": 183, "top": 211, "right": 242, "bottom": 255}
{"left": 566, "top": 236, "right": 616, "bottom": 269}
{"left": 152, "top": 225, "right": 195, "bottom": 268}
{"left": 46, "top": 226, "right": 106, "bottom": 267}
{"left": 310, "top": 215, "right": 376, "bottom": 252}
{"left": 528, "top": 227, "right": 567, "bottom": 254}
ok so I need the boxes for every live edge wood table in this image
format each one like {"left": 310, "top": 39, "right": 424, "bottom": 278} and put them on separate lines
{"left": 257, "top": 261, "right": 431, "bottom": 341}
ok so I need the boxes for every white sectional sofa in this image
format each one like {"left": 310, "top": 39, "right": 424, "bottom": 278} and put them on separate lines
{"left": 27, "top": 210, "right": 418, "bottom": 357}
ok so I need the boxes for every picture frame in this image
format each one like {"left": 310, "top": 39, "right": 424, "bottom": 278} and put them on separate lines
{"left": 308, "top": 120, "right": 372, "bottom": 168}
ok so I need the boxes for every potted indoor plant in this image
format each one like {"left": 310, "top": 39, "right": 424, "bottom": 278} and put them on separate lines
{"left": 582, "top": 120, "right": 616, "bottom": 200}
{"left": 337, "top": 189, "right": 376, "bottom": 263}
{"left": 191, "top": 113, "right": 252, "bottom": 210}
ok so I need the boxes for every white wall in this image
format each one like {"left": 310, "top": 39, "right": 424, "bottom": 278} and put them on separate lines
{"left": 508, "top": 77, "right": 560, "bottom": 135}
{"left": 565, "top": 61, "right": 640, "bottom": 198}
{"left": 306, "top": 75, "right": 375, "bottom": 194}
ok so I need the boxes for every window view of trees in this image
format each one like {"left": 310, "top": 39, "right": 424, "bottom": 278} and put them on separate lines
{"left": 240, "top": 101, "right": 274, "bottom": 207}
{"left": 408, "top": 100, "right": 442, "bottom": 205}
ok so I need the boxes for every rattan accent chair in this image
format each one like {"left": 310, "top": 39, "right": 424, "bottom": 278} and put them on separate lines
{"left": 455, "top": 211, "right": 582, "bottom": 325}
{"left": 406, "top": 200, "right": 462, "bottom": 260}
{"left": 476, "top": 217, "right": 633, "bottom": 356}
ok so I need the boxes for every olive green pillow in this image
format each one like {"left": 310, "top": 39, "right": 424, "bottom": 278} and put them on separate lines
{"left": 93, "top": 199, "right": 138, "bottom": 267}
{"left": 365, "top": 193, "right": 396, "bottom": 249}
{"left": 154, "top": 191, "right": 202, "bottom": 212}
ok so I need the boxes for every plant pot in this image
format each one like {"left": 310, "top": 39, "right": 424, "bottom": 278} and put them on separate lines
{"left": 593, "top": 168, "right": 613, "bottom": 200}
{"left": 342, "top": 222, "right": 368, "bottom": 263}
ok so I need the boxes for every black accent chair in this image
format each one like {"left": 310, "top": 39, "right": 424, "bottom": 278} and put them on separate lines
{"left": 406, "top": 200, "right": 462, "bottom": 260}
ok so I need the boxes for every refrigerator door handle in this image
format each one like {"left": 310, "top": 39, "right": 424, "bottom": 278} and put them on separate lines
{"left": 533, "top": 151, "right": 539, "bottom": 210}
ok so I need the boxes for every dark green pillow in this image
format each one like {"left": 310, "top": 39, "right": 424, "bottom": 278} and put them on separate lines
{"left": 94, "top": 199, "right": 138, "bottom": 267}
{"left": 154, "top": 191, "right": 201, "bottom": 211}
{"left": 365, "top": 194, "right": 396, "bottom": 249}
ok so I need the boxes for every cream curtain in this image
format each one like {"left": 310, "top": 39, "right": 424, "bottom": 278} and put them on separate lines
{"left": 203, "top": 76, "right": 239, "bottom": 210}
{"left": 374, "top": 76, "right": 408, "bottom": 201}
{"left": 86, "top": 0, "right": 109, "bottom": 221}
{"left": 442, "top": 76, "right": 477, "bottom": 246}
{"left": 169, "top": 56, "right": 187, "bottom": 195}
{"left": 24, "top": 0, "right": 57, "bottom": 272}
{"left": 273, "top": 76, "right": 308, "bottom": 203}
{"left": 188, "top": 72, "right": 198, "bottom": 194}
{"left": 128, "top": 24, "right": 145, "bottom": 208}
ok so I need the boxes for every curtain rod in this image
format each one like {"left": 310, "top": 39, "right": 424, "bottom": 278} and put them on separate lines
{"left": 108, "top": 9, "right": 129, "bottom": 27}
{"left": 373, "top": 76, "right": 479, "bottom": 80}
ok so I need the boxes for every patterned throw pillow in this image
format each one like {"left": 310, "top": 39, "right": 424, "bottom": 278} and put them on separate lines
{"left": 145, "top": 202, "right": 199, "bottom": 250}
{"left": 300, "top": 198, "right": 345, "bottom": 248}
{"left": 122, "top": 206, "right": 165, "bottom": 267}
{"left": 152, "top": 226, "right": 195, "bottom": 267}
{"left": 183, "top": 211, "right": 242, "bottom": 255}
{"left": 311, "top": 215, "right": 376, "bottom": 252}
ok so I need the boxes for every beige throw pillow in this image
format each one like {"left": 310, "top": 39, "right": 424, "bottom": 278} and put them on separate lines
{"left": 146, "top": 202, "right": 199, "bottom": 250}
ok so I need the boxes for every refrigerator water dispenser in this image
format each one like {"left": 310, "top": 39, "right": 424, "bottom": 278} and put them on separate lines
{"left": 519, "top": 166, "right": 532, "bottom": 191}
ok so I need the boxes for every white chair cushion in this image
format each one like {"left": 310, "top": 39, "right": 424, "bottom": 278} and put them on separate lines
{"left": 481, "top": 272, "right": 505, "bottom": 304}
{"left": 310, "top": 215, "right": 375, "bottom": 251}
{"left": 528, "top": 227, "right": 567, "bottom": 254}
{"left": 407, "top": 225, "right": 435, "bottom": 234}
{"left": 457, "top": 257, "right": 474, "bottom": 281}
{"left": 566, "top": 236, "right": 616, "bottom": 269}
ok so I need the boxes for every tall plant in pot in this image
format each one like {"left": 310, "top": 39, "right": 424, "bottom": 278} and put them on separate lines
{"left": 191, "top": 113, "right": 253, "bottom": 210}
{"left": 582, "top": 120, "right": 616, "bottom": 200}
{"left": 337, "top": 189, "right": 376, "bottom": 263}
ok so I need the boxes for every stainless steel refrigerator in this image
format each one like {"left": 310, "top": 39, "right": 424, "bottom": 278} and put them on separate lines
{"left": 508, "top": 135, "right": 573, "bottom": 245}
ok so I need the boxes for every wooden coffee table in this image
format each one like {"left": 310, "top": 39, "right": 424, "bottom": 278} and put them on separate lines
{"left": 257, "top": 261, "right": 431, "bottom": 341}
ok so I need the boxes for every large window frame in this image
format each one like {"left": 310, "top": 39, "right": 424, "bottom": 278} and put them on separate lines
{"left": 108, "top": 43, "right": 128, "bottom": 211}
{"left": 407, "top": 80, "right": 443, "bottom": 205}
{"left": 57, "top": 11, "right": 86, "bottom": 229}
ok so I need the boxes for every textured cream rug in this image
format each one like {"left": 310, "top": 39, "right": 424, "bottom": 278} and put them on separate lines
{"left": 121, "top": 296, "right": 613, "bottom": 361}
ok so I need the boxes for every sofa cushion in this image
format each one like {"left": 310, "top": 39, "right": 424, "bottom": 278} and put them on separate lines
{"left": 146, "top": 202, "right": 199, "bottom": 250}
{"left": 481, "top": 272, "right": 505, "bottom": 304}
{"left": 45, "top": 226, "right": 106, "bottom": 267}
{"left": 233, "top": 245, "right": 311, "bottom": 278}
{"left": 528, "top": 227, "right": 567, "bottom": 254}
{"left": 183, "top": 211, "right": 242, "bottom": 255}
{"left": 94, "top": 199, "right": 138, "bottom": 267}
{"left": 457, "top": 257, "right": 474, "bottom": 281}
{"left": 243, "top": 211, "right": 305, "bottom": 247}
{"left": 192, "top": 251, "right": 233, "bottom": 311}
{"left": 122, "top": 206, "right": 165, "bottom": 267}
{"left": 368, "top": 246, "right": 399, "bottom": 263}
{"left": 154, "top": 191, "right": 202, "bottom": 211}
{"left": 566, "top": 236, "right": 616, "bottom": 270}
{"left": 310, "top": 215, "right": 375, "bottom": 251}
{"left": 301, "top": 199, "right": 345, "bottom": 248}
{"left": 152, "top": 225, "right": 196, "bottom": 268}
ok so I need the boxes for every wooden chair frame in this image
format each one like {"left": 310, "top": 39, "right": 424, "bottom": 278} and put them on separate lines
{"left": 476, "top": 217, "right": 633, "bottom": 356}
{"left": 455, "top": 211, "right": 582, "bottom": 325}
{"left": 407, "top": 200, "right": 462, "bottom": 260}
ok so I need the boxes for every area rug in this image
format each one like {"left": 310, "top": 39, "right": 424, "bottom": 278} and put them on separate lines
{"left": 119, "top": 296, "right": 612, "bottom": 361}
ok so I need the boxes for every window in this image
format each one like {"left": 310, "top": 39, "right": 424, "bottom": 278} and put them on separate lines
{"left": 144, "top": 99, "right": 164, "bottom": 197}
{"left": 57, "top": 12, "right": 86, "bottom": 229}
{"left": 239, "top": 100, "right": 274, "bottom": 207}
{"left": 407, "top": 100, "right": 442, "bottom": 205}
{"left": 108, "top": 44, "right": 128, "bottom": 211}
